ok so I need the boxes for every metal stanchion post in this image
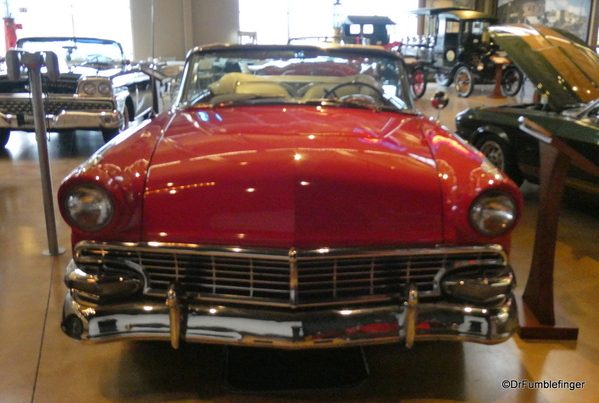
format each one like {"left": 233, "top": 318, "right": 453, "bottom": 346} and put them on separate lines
{"left": 8, "top": 51, "right": 65, "bottom": 256}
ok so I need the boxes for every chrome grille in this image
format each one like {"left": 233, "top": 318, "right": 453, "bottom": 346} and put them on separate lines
{"left": 75, "top": 243, "right": 507, "bottom": 307}
{"left": 0, "top": 98, "right": 114, "bottom": 115}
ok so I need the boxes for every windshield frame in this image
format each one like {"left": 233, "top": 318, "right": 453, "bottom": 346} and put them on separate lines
{"left": 175, "top": 44, "right": 415, "bottom": 113}
{"left": 15, "top": 37, "right": 126, "bottom": 70}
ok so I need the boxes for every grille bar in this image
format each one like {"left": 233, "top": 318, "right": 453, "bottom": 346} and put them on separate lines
{"left": 74, "top": 242, "right": 507, "bottom": 308}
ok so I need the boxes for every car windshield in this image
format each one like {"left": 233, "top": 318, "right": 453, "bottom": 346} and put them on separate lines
{"left": 177, "top": 46, "right": 414, "bottom": 112}
{"left": 17, "top": 38, "right": 125, "bottom": 70}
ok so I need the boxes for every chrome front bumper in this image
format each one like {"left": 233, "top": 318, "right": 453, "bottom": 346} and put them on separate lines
{"left": 0, "top": 110, "right": 120, "bottom": 131}
{"left": 62, "top": 287, "right": 518, "bottom": 349}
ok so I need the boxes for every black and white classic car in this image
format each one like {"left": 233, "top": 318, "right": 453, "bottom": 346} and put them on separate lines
{"left": 0, "top": 37, "right": 157, "bottom": 146}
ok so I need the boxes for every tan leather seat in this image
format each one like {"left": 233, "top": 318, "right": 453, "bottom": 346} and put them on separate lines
{"left": 209, "top": 73, "right": 290, "bottom": 98}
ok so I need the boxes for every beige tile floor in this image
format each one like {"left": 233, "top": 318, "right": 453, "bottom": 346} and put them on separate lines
{"left": 0, "top": 82, "right": 598, "bottom": 403}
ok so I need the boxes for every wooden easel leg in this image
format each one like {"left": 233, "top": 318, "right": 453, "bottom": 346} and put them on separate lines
{"left": 519, "top": 143, "right": 578, "bottom": 340}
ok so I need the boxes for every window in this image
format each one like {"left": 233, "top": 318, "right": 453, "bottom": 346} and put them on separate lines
{"left": 446, "top": 21, "right": 460, "bottom": 34}
{"left": 349, "top": 24, "right": 361, "bottom": 35}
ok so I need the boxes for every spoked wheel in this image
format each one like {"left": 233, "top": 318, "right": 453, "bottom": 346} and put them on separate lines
{"left": 410, "top": 66, "right": 427, "bottom": 99}
{"left": 475, "top": 134, "right": 524, "bottom": 186}
{"left": 501, "top": 66, "right": 524, "bottom": 97}
{"left": 434, "top": 73, "right": 451, "bottom": 87}
{"left": 454, "top": 66, "right": 474, "bottom": 98}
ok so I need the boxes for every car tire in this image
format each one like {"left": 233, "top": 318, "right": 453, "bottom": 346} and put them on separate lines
{"left": 501, "top": 66, "right": 524, "bottom": 97}
{"left": 410, "top": 66, "right": 427, "bottom": 99}
{"left": 102, "top": 107, "right": 130, "bottom": 143}
{"left": 434, "top": 73, "right": 451, "bottom": 87}
{"left": 475, "top": 134, "right": 524, "bottom": 186}
{"left": 0, "top": 129, "right": 10, "bottom": 147}
{"left": 454, "top": 66, "right": 474, "bottom": 98}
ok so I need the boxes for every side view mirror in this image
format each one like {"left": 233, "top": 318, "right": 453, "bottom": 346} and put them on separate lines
{"left": 431, "top": 91, "right": 449, "bottom": 110}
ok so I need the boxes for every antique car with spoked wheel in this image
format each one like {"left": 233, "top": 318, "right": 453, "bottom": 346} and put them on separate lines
{"left": 58, "top": 43, "right": 522, "bottom": 351}
{"left": 456, "top": 25, "right": 599, "bottom": 192}
{"left": 0, "top": 37, "right": 157, "bottom": 146}
{"left": 402, "top": 7, "right": 523, "bottom": 98}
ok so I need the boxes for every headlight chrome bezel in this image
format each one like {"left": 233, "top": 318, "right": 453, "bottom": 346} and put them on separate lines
{"left": 78, "top": 79, "right": 113, "bottom": 97}
{"left": 97, "top": 82, "right": 113, "bottom": 96}
{"left": 64, "top": 184, "right": 114, "bottom": 231}
{"left": 469, "top": 190, "right": 517, "bottom": 236}
{"left": 81, "top": 82, "right": 97, "bottom": 96}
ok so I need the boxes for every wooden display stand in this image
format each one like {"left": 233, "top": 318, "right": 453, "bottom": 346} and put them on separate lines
{"left": 517, "top": 117, "right": 599, "bottom": 340}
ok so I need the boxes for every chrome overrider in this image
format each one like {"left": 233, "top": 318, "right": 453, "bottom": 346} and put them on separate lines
{"left": 61, "top": 242, "right": 518, "bottom": 349}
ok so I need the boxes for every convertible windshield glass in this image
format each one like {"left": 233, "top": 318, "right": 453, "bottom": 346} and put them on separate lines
{"left": 17, "top": 38, "right": 125, "bottom": 70}
{"left": 177, "top": 46, "right": 414, "bottom": 111}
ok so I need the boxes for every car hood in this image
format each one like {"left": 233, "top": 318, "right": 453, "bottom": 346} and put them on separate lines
{"left": 141, "top": 106, "right": 445, "bottom": 248}
{"left": 490, "top": 24, "right": 599, "bottom": 111}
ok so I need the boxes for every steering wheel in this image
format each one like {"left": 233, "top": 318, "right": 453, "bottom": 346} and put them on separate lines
{"left": 323, "top": 81, "right": 385, "bottom": 99}
{"left": 339, "top": 94, "right": 378, "bottom": 107}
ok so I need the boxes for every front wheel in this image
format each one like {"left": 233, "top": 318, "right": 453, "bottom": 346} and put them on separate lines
{"left": 475, "top": 134, "right": 524, "bottom": 186}
{"left": 410, "top": 66, "right": 427, "bottom": 99}
{"left": 501, "top": 66, "right": 524, "bottom": 97}
{"left": 454, "top": 66, "right": 474, "bottom": 98}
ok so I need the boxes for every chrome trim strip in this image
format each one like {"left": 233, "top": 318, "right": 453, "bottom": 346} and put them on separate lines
{"left": 74, "top": 241, "right": 508, "bottom": 262}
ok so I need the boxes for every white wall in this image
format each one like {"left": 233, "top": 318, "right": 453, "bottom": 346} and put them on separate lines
{"left": 130, "top": 0, "right": 239, "bottom": 62}
{"left": 130, "top": 0, "right": 186, "bottom": 62}
{"left": 191, "top": 0, "right": 239, "bottom": 46}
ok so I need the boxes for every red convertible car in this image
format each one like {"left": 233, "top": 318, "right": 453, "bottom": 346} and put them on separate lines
{"left": 58, "top": 44, "right": 522, "bottom": 350}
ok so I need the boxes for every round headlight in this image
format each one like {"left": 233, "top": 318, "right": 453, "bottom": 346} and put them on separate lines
{"left": 65, "top": 185, "right": 113, "bottom": 231}
{"left": 469, "top": 191, "right": 517, "bottom": 236}
{"left": 82, "top": 82, "right": 97, "bottom": 95}
{"left": 97, "top": 82, "right": 112, "bottom": 96}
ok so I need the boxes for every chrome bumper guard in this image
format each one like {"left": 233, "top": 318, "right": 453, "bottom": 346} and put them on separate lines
{"left": 62, "top": 286, "right": 518, "bottom": 350}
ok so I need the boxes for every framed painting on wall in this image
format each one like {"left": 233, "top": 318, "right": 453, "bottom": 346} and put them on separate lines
{"left": 497, "top": 0, "right": 592, "bottom": 41}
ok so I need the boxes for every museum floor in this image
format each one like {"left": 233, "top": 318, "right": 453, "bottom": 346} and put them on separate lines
{"left": 0, "top": 82, "right": 598, "bottom": 403}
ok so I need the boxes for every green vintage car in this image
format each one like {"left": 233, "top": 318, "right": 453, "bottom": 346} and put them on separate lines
{"left": 455, "top": 25, "right": 599, "bottom": 194}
